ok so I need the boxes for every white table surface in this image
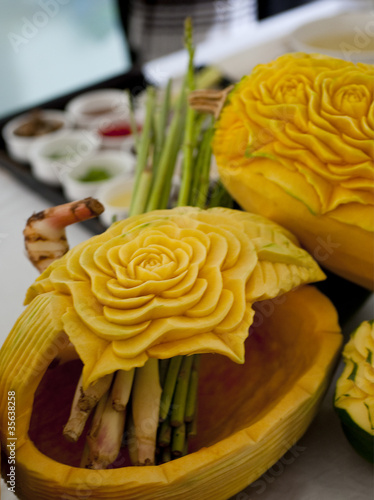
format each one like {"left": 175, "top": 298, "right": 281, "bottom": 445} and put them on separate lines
{"left": 1, "top": 1, "right": 373, "bottom": 498}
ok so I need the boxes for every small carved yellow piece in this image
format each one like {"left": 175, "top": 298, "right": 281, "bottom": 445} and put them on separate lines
{"left": 334, "top": 320, "right": 374, "bottom": 462}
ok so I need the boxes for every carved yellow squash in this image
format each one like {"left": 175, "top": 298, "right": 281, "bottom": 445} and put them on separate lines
{"left": 212, "top": 53, "right": 374, "bottom": 290}
{"left": 0, "top": 207, "right": 342, "bottom": 499}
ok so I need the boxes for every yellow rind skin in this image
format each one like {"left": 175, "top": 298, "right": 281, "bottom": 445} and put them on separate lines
{"left": 0, "top": 286, "right": 342, "bottom": 500}
{"left": 217, "top": 166, "right": 374, "bottom": 290}
{"left": 213, "top": 53, "right": 374, "bottom": 290}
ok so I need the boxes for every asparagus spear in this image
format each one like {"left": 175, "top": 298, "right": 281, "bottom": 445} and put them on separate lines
{"left": 159, "top": 356, "right": 183, "bottom": 421}
{"left": 187, "top": 408, "right": 198, "bottom": 438}
{"left": 171, "top": 422, "right": 186, "bottom": 458}
{"left": 129, "top": 167, "right": 153, "bottom": 217}
{"left": 158, "top": 415, "right": 172, "bottom": 448}
{"left": 153, "top": 79, "right": 172, "bottom": 173}
{"left": 184, "top": 355, "right": 200, "bottom": 422}
{"left": 129, "top": 86, "right": 156, "bottom": 216}
{"left": 72, "top": 19, "right": 217, "bottom": 468}
{"left": 170, "top": 355, "right": 194, "bottom": 427}
{"left": 159, "top": 359, "right": 170, "bottom": 388}
{"left": 146, "top": 81, "right": 187, "bottom": 211}
{"left": 125, "top": 89, "right": 140, "bottom": 150}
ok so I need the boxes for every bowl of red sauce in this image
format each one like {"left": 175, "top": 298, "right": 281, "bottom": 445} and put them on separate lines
{"left": 98, "top": 120, "right": 141, "bottom": 152}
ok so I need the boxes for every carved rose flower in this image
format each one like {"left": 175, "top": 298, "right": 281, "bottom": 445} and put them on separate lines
{"left": 213, "top": 53, "right": 374, "bottom": 225}
{"left": 26, "top": 207, "right": 324, "bottom": 385}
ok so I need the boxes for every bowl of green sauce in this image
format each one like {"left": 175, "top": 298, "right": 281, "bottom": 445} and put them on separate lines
{"left": 61, "top": 150, "right": 135, "bottom": 201}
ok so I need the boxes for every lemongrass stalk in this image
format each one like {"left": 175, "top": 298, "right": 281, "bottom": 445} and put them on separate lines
{"left": 129, "top": 86, "right": 156, "bottom": 215}
{"left": 146, "top": 80, "right": 187, "bottom": 211}
{"left": 159, "top": 355, "right": 183, "bottom": 422}
{"left": 132, "top": 359, "right": 162, "bottom": 465}
{"left": 184, "top": 355, "right": 200, "bottom": 422}
{"left": 177, "top": 18, "right": 197, "bottom": 207}
{"left": 153, "top": 79, "right": 172, "bottom": 172}
{"left": 171, "top": 422, "right": 186, "bottom": 457}
{"left": 63, "top": 374, "right": 92, "bottom": 442}
{"left": 86, "top": 390, "right": 126, "bottom": 469}
{"left": 170, "top": 355, "right": 194, "bottom": 427}
{"left": 111, "top": 369, "right": 135, "bottom": 412}
{"left": 80, "top": 392, "right": 108, "bottom": 467}
{"left": 89, "top": 391, "right": 109, "bottom": 438}
{"left": 78, "top": 373, "right": 113, "bottom": 412}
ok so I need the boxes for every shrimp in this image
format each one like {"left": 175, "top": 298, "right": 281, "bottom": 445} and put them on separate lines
{"left": 24, "top": 198, "right": 104, "bottom": 368}
{"left": 23, "top": 197, "right": 104, "bottom": 273}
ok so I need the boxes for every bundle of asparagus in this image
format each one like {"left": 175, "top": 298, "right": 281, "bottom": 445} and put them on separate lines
{"left": 61, "top": 18, "right": 233, "bottom": 469}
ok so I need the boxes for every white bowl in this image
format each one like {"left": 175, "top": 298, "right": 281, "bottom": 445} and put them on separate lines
{"left": 62, "top": 150, "right": 136, "bottom": 202}
{"left": 97, "top": 175, "right": 136, "bottom": 227}
{"left": 28, "top": 130, "right": 101, "bottom": 186}
{"left": 2, "top": 109, "right": 71, "bottom": 163}
{"left": 66, "top": 89, "right": 130, "bottom": 130}
{"left": 98, "top": 120, "right": 141, "bottom": 152}
{"left": 289, "top": 11, "right": 374, "bottom": 63}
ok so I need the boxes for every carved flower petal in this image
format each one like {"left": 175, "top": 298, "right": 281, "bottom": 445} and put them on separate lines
{"left": 69, "top": 282, "right": 151, "bottom": 340}
{"left": 103, "top": 278, "right": 208, "bottom": 325}
{"left": 214, "top": 53, "right": 374, "bottom": 219}
{"left": 112, "top": 288, "right": 236, "bottom": 359}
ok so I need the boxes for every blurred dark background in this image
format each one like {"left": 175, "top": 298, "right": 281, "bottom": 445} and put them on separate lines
{"left": 0, "top": 0, "right": 314, "bottom": 119}
{"left": 257, "top": 0, "right": 313, "bottom": 19}
{"left": 118, "top": 0, "right": 314, "bottom": 65}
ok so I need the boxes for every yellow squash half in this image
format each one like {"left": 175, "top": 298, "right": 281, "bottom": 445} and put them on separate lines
{"left": 213, "top": 53, "right": 374, "bottom": 290}
{"left": 0, "top": 207, "right": 342, "bottom": 499}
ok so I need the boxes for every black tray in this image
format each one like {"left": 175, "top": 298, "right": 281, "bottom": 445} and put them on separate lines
{"left": 0, "top": 67, "right": 148, "bottom": 235}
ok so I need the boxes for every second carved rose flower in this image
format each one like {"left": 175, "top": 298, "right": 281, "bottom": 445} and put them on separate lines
{"left": 213, "top": 53, "right": 373, "bottom": 219}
